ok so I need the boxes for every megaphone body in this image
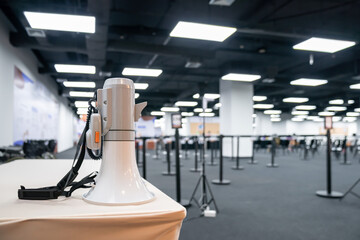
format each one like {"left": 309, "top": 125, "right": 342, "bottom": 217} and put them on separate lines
{"left": 83, "top": 78, "right": 154, "bottom": 205}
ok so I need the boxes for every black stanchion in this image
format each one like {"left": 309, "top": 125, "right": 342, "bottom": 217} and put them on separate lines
{"left": 163, "top": 142, "right": 175, "bottom": 176}
{"left": 212, "top": 135, "right": 231, "bottom": 185}
{"left": 267, "top": 137, "right": 279, "bottom": 168}
{"left": 153, "top": 138, "right": 160, "bottom": 160}
{"left": 232, "top": 136, "right": 244, "bottom": 170}
{"left": 142, "top": 138, "right": 147, "bottom": 179}
{"left": 248, "top": 139, "right": 258, "bottom": 164}
{"left": 340, "top": 136, "right": 351, "bottom": 165}
{"left": 175, "top": 129, "right": 190, "bottom": 207}
{"left": 135, "top": 141, "right": 141, "bottom": 166}
{"left": 208, "top": 140, "right": 218, "bottom": 166}
{"left": 190, "top": 137, "right": 201, "bottom": 172}
{"left": 316, "top": 129, "right": 343, "bottom": 198}
{"left": 184, "top": 138, "right": 189, "bottom": 160}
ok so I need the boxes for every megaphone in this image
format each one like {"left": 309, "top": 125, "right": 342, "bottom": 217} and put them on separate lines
{"left": 83, "top": 78, "right": 155, "bottom": 205}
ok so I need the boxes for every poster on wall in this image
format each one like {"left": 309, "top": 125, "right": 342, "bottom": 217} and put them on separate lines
{"left": 13, "top": 67, "right": 59, "bottom": 145}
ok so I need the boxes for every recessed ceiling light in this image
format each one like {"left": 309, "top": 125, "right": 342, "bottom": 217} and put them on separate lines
{"left": 253, "top": 96, "right": 267, "bottom": 101}
{"left": 349, "top": 83, "right": 360, "bottom": 89}
{"left": 151, "top": 111, "right": 165, "bottom": 116}
{"left": 283, "top": 97, "right": 309, "bottom": 103}
{"left": 24, "top": 12, "right": 95, "bottom": 33}
{"left": 170, "top": 21, "right": 236, "bottom": 42}
{"left": 161, "top": 107, "right": 179, "bottom": 112}
{"left": 329, "top": 99, "right": 344, "bottom": 105}
{"left": 253, "top": 104, "right": 274, "bottom": 109}
{"left": 74, "top": 101, "right": 88, "bottom": 108}
{"left": 293, "top": 37, "right": 356, "bottom": 53}
{"left": 264, "top": 110, "right": 281, "bottom": 114}
{"left": 69, "top": 91, "right": 94, "bottom": 98}
{"left": 270, "top": 114, "right": 280, "bottom": 118}
{"left": 181, "top": 112, "right": 194, "bottom": 117}
{"left": 318, "top": 111, "right": 335, "bottom": 116}
{"left": 134, "top": 83, "right": 149, "bottom": 90}
{"left": 295, "top": 105, "right": 316, "bottom": 110}
{"left": 214, "top": 103, "right": 222, "bottom": 109}
{"left": 55, "top": 64, "right": 96, "bottom": 74}
{"left": 292, "top": 110, "right": 309, "bottom": 115}
{"left": 193, "top": 93, "right": 200, "bottom": 99}
{"left": 175, "top": 101, "right": 198, "bottom": 107}
{"left": 204, "top": 93, "right": 220, "bottom": 99}
{"left": 122, "top": 67, "right": 162, "bottom": 77}
{"left": 348, "top": 100, "right": 355, "bottom": 104}
{"left": 326, "top": 106, "right": 347, "bottom": 111}
{"left": 346, "top": 112, "right": 360, "bottom": 117}
{"left": 194, "top": 108, "right": 213, "bottom": 112}
{"left": 271, "top": 118, "right": 281, "bottom": 122}
{"left": 63, "top": 81, "right": 95, "bottom": 88}
{"left": 291, "top": 118, "right": 304, "bottom": 122}
{"left": 199, "top": 112, "right": 215, "bottom": 117}
{"left": 221, "top": 73, "right": 261, "bottom": 82}
{"left": 290, "top": 78, "right": 328, "bottom": 87}
{"left": 135, "top": 93, "right": 140, "bottom": 99}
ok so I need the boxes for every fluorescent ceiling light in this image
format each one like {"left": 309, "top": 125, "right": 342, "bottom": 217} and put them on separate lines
{"left": 346, "top": 112, "right": 360, "bottom": 117}
{"left": 290, "top": 78, "right": 328, "bottom": 87}
{"left": 270, "top": 114, "right": 280, "bottom": 118}
{"left": 151, "top": 111, "right": 165, "bottom": 116}
{"left": 221, "top": 73, "right": 261, "bottom": 82}
{"left": 326, "top": 106, "right": 347, "bottom": 111}
{"left": 348, "top": 100, "right": 355, "bottom": 104}
{"left": 199, "top": 112, "right": 215, "bottom": 117}
{"left": 161, "top": 107, "right": 179, "bottom": 112}
{"left": 214, "top": 103, "right": 222, "bottom": 109}
{"left": 63, "top": 81, "right": 95, "bottom": 88}
{"left": 343, "top": 117, "right": 357, "bottom": 122}
{"left": 253, "top": 96, "right": 267, "bottom": 102}
{"left": 170, "top": 21, "right": 236, "bottom": 42}
{"left": 333, "top": 116, "right": 342, "bottom": 122}
{"left": 264, "top": 110, "right": 281, "bottom": 115}
{"left": 318, "top": 111, "right": 335, "bottom": 116}
{"left": 194, "top": 108, "right": 212, "bottom": 112}
{"left": 181, "top": 112, "right": 194, "bottom": 117}
{"left": 292, "top": 110, "right": 309, "bottom": 115}
{"left": 135, "top": 93, "right": 139, "bottom": 99}
{"left": 122, "top": 67, "right": 162, "bottom": 77}
{"left": 329, "top": 99, "right": 344, "bottom": 105}
{"left": 69, "top": 91, "right": 94, "bottom": 98}
{"left": 193, "top": 93, "right": 200, "bottom": 99}
{"left": 175, "top": 101, "right": 198, "bottom": 107}
{"left": 271, "top": 118, "right": 281, "bottom": 122}
{"left": 24, "top": 12, "right": 95, "bottom": 33}
{"left": 252, "top": 114, "right": 257, "bottom": 118}
{"left": 283, "top": 97, "right": 309, "bottom": 103}
{"left": 294, "top": 115, "right": 308, "bottom": 119}
{"left": 349, "top": 83, "right": 360, "bottom": 89}
{"left": 295, "top": 105, "right": 316, "bottom": 110}
{"left": 74, "top": 101, "right": 88, "bottom": 108}
{"left": 291, "top": 118, "right": 304, "bottom": 122}
{"left": 306, "top": 116, "right": 319, "bottom": 120}
{"left": 355, "top": 108, "right": 360, "bottom": 112}
{"left": 204, "top": 93, "right": 220, "bottom": 99}
{"left": 77, "top": 108, "right": 88, "bottom": 115}
{"left": 253, "top": 104, "right": 274, "bottom": 109}
{"left": 314, "top": 118, "right": 324, "bottom": 122}
{"left": 293, "top": 37, "right": 356, "bottom": 53}
{"left": 55, "top": 64, "right": 95, "bottom": 74}
{"left": 134, "top": 83, "right": 149, "bottom": 90}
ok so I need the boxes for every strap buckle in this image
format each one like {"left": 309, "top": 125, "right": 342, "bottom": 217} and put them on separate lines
{"left": 18, "top": 186, "right": 62, "bottom": 200}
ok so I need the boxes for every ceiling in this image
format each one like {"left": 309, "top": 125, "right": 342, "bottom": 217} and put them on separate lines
{"left": 1, "top": 0, "right": 360, "bottom": 117}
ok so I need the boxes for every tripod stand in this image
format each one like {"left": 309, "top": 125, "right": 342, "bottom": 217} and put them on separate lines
{"left": 189, "top": 98, "right": 219, "bottom": 213}
{"left": 341, "top": 177, "right": 360, "bottom": 200}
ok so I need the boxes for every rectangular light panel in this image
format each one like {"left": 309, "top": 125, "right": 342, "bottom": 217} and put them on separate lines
{"left": 170, "top": 21, "right": 236, "bottom": 42}
{"left": 55, "top": 64, "right": 96, "bottom": 74}
{"left": 135, "top": 93, "right": 140, "bottom": 99}
{"left": 253, "top": 96, "right": 267, "bottom": 101}
{"left": 181, "top": 112, "right": 194, "bottom": 117}
{"left": 24, "top": 12, "right": 95, "bottom": 33}
{"left": 264, "top": 110, "right": 281, "bottom": 115}
{"left": 283, "top": 97, "right": 309, "bottom": 103}
{"left": 326, "top": 106, "right": 347, "bottom": 111}
{"left": 318, "top": 112, "right": 335, "bottom": 116}
{"left": 63, "top": 81, "right": 95, "bottom": 88}
{"left": 329, "top": 99, "right": 344, "bottom": 105}
{"left": 175, "top": 101, "right": 198, "bottom": 107}
{"left": 347, "top": 112, "right": 360, "bottom": 117}
{"left": 271, "top": 118, "right": 281, "bottom": 122}
{"left": 253, "top": 104, "right": 274, "bottom": 109}
{"left": 349, "top": 83, "right": 360, "bottom": 89}
{"left": 69, "top": 91, "right": 94, "bottom": 98}
{"left": 161, "top": 107, "right": 180, "bottom": 112}
{"left": 221, "top": 73, "right": 261, "bottom": 82}
{"left": 290, "top": 78, "right": 328, "bottom": 87}
{"left": 293, "top": 37, "right": 356, "bottom": 53}
{"left": 292, "top": 111, "right": 309, "bottom": 115}
{"left": 193, "top": 93, "right": 200, "bottom": 99}
{"left": 122, "top": 67, "right": 162, "bottom": 77}
{"left": 295, "top": 105, "right": 316, "bottom": 110}
{"left": 194, "top": 108, "right": 212, "bottom": 112}
{"left": 151, "top": 111, "right": 165, "bottom": 116}
{"left": 199, "top": 112, "right": 215, "bottom": 117}
{"left": 204, "top": 93, "right": 220, "bottom": 99}
{"left": 134, "top": 83, "right": 149, "bottom": 90}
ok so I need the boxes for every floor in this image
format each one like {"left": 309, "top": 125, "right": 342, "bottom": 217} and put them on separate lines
{"left": 56, "top": 146, "right": 360, "bottom": 240}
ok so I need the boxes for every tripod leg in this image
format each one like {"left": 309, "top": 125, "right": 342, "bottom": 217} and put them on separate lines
{"left": 204, "top": 175, "right": 219, "bottom": 213}
{"left": 341, "top": 177, "right": 360, "bottom": 201}
{"left": 189, "top": 175, "right": 202, "bottom": 207}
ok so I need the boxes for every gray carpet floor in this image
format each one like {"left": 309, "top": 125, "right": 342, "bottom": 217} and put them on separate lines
{"left": 56, "top": 147, "right": 360, "bottom": 240}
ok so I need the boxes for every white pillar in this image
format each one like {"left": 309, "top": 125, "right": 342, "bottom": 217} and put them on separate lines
{"left": 220, "top": 80, "right": 253, "bottom": 157}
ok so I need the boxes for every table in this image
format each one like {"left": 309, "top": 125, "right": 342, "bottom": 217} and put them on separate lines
{"left": 0, "top": 160, "right": 186, "bottom": 240}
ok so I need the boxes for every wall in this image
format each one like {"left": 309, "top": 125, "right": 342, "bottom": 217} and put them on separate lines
{"left": 0, "top": 14, "right": 76, "bottom": 152}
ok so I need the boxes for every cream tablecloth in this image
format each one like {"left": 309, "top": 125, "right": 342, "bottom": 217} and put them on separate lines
{"left": 0, "top": 160, "right": 186, "bottom": 240}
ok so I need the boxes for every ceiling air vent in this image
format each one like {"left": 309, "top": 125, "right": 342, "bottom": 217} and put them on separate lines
{"left": 26, "top": 27, "right": 46, "bottom": 38}
{"left": 209, "top": 0, "right": 235, "bottom": 6}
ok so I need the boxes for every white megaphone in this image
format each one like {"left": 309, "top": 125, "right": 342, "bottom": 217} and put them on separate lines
{"left": 83, "top": 78, "right": 155, "bottom": 205}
